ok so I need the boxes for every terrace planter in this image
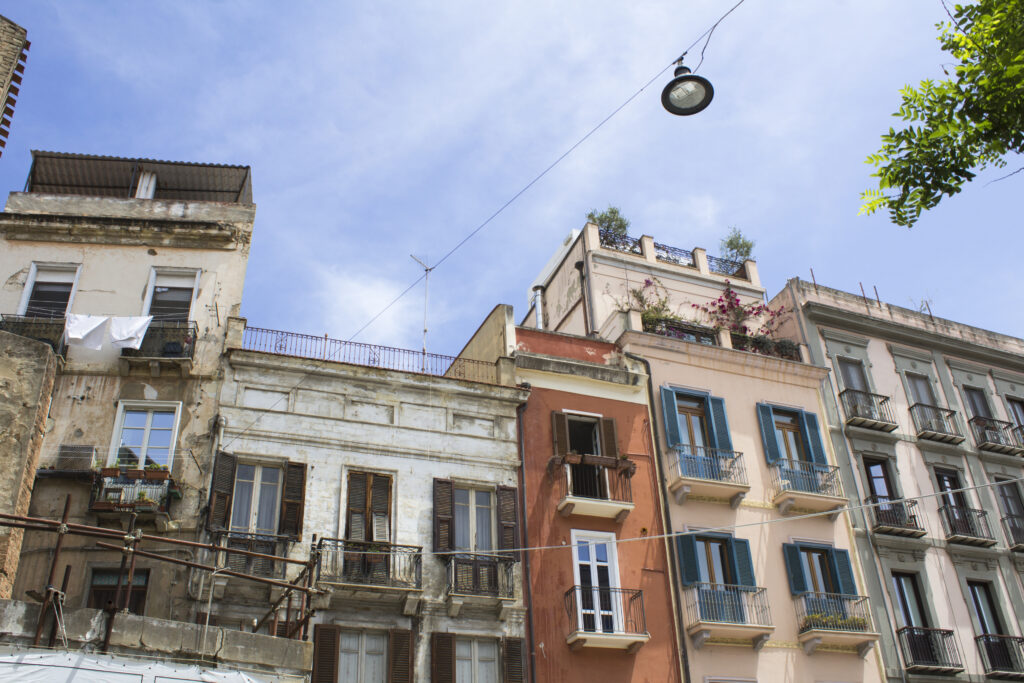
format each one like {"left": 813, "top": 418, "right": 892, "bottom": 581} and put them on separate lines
{"left": 123, "top": 469, "right": 145, "bottom": 480}
{"left": 100, "top": 467, "right": 120, "bottom": 478}
{"left": 144, "top": 469, "right": 170, "bottom": 481}
{"left": 581, "top": 454, "right": 618, "bottom": 468}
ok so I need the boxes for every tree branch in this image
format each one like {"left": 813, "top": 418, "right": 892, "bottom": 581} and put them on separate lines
{"left": 984, "top": 166, "right": 1024, "bottom": 186}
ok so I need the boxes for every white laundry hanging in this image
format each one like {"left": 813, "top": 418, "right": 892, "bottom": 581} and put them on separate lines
{"left": 109, "top": 316, "right": 153, "bottom": 350}
{"left": 64, "top": 314, "right": 109, "bottom": 350}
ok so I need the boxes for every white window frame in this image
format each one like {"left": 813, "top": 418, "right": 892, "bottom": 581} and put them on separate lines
{"left": 106, "top": 400, "right": 182, "bottom": 468}
{"left": 570, "top": 529, "right": 623, "bottom": 632}
{"left": 454, "top": 636, "right": 500, "bottom": 683}
{"left": 17, "top": 262, "right": 82, "bottom": 316}
{"left": 230, "top": 461, "right": 284, "bottom": 534}
{"left": 453, "top": 484, "right": 496, "bottom": 553}
{"left": 142, "top": 267, "right": 201, "bottom": 319}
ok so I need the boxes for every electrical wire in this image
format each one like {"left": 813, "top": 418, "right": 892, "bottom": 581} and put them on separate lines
{"left": 218, "top": 0, "right": 756, "bottom": 453}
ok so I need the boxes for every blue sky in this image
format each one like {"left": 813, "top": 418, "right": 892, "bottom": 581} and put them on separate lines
{"left": 2, "top": 1, "right": 1020, "bottom": 354}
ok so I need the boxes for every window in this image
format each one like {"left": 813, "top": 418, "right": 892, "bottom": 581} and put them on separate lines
{"left": 968, "top": 581, "right": 1005, "bottom": 635}
{"left": 838, "top": 358, "right": 869, "bottom": 393}
{"left": 18, "top": 263, "right": 79, "bottom": 318}
{"left": 891, "top": 573, "right": 929, "bottom": 629}
{"left": 782, "top": 543, "right": 856, "bottom": 596}
{"left": 144, "top": 270, "right": 198, "bottom": 322}
{"left": 676, "top": 532, "right": 756, "bottom": 623}
{"left": 109, "top": 402, "right": 180, "bottom": 468}
{"left": 773, "top": 411, "right": 806, "bottom": 462}
{"left": 206, "top": 452, "right": 307, "bottom": 539}
{"left": 907, "top": 373, "right": 937, "bottom": 406}
{"left": 339, "top": 630, "right": 387, "bottom": 683}
{"left": 456, "top": 638, "right": 499, "bottom": 683}
{"left": 231, "top": 463, "right": 281, "bottom": 535}
{"left": 433, "top": 479, "right": 517, "bottom": 555}
{"left": 455, "top": 488, "right": 493, "bottom": 552}
{"left": 964, "top": 387, "right": 992, "bottom": 419}
{"left": 1007, "top": 398, "right": 1024, "bottom": 427}
{"left": 864, "top": 458, "right": 908, "bottom": 527}
{"left": 571, "top": 530, "right": 621, "bottom": 633}
{"left": 551, "top": 412, "right": 620, "bottom": 499}
{"left": 346, "top": 472, "right": 392, "bottom": 542}
{"left": 88, "top": 569, "right": 148, "bottom": 614}
{"left": 935, "top": 468, "right": 968, "bottom": 510}
{"left": 755, "top": 404, "right": 826, "bottom": 466}
{"left": 661, "top": 388, "right": 733, "bottom": 457}
{"left": 995, "top": 478, "right": 1024, "bottom": 546}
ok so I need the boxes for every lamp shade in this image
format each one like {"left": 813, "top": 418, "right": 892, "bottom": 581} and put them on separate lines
{"left": 661, "top": 67, "right": 714, "bottom": 116}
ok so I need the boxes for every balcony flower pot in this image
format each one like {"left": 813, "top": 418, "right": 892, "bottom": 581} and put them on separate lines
{"left": 91, "top": 501, "right": 116, "bottom": 511}
{"left": 124, "top": 469, "right": 145, "bottom": 480}
{"left": 100, "top": 467, "right": 120, "bottom": 478}
{"left": 617, "top": 458, "right": 637, "bottom": 477}
{"left": 144, "top": 469, "right": 170, "bottom": 481}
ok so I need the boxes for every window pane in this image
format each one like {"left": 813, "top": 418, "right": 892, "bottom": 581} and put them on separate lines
{"left": 456, "top": 638, "right": 473, "bottom": 683}
{"left": 145, "top": 448, "right": 169, "bottom": 468}
{"left": 256, "top": 474, "right": 279, "bottom": 533}
{"left": 123, "top": 411, "right": 148, "bottom": 429}
{"left": 339, "top": 631, "right": 361, "bottom": 681}
{"left": 455, "top": 488, "right": 470, "bottom": 504}
{"left": 475, "top": 492, "right": 492, "bottom": 551}
{"left": 576, "top": 541, "right": 590, "bottom": 563}
{"left": 236, "top": 464, "right": 256, "bottom": 482}
{"left": 230, "top": 480, "right": 253, "bottom": 530}
{"left": 454, "top": 490, "right": 470, "bottom": 550}
{"left": 364, "top": 633, "right": 387, "bottom": 683}
{"left": 477, "top": 641, "right": 499, "bottom": 683}
{"left": 147, "top": 428, "right": 172, "bottom": 448}
{"left": 150, "top": 411, "right": 175, "bottom": 429}
{"left": 594, "top": 542, "right": 608, "bottom": 564}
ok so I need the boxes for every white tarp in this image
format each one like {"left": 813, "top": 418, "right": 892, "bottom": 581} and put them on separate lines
{"left": 109, "top": 316, "right": 153, "bottom": 350}
{"left": 0, "top": 649, "right": 300, "bottom": 683}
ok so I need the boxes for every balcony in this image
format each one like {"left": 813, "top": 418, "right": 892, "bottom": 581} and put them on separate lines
{"left": 976, "top": 635, "right": 1024, "bottom": 679}
{"left": 897, "top": 627, "right": 964, "bottom": 675}
{"left": 729, "top": 332, "right": 801, "bottom": 361}
{"left": 910, "top": 403, "right": 965, "bottom": 445}
{"left": 865, "top": 497, "right": 926, "bottom": 538}
{"left": 316, "top": 538, "right": 422, "bottom": 611}
{"left": 682, "top": 583, "right": 773, "bottom": 650}
{"left": 968, "top": 416, "right": 1024, "bottom": 456}
{"left": 642, "top": 317, "right": 718, "bottom": 345}
{"left": 444, "top": 553, "right": 515, "bottom": 618}
{"left": 0, "top": 313, "right": 66, "bottom": 357}
{"left": 215, "top": 531, "right": 292, "bottom": 579}
{"left": 90, "top": 472, "right": 181, "bottom": 518}
{"left": 563, "top": 586, "right": 649, "bottom": 653}
{"left": 37, "top": 445, "right": 97, "bottom": 481}
{"left": 1003, "top": 515, "right": 1024, "bottom": 552}
{"left": 599, "top": 229, "right": 642, "bottom": 255}
{"left": 555, "top": 458, "right": 634, "bottom": 522}
{"left": 795, "top": 592, "right": 879, "bottom": 657}
{"left": 839, "top": 390, "right": 898, "bottom": 432}
{"left": 770, "top": 461, "right": 846, "bottom": 517}
{"left": 668, "top": 446, "right": 749, "bottom": 508}
{"left": 120, "top": 320, "right": 197, "bottom": 376}
{"left": 937, "top": 505, "right": 997, "bottom": 547}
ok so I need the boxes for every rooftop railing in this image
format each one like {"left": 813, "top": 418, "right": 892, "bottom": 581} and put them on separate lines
{"left": 564, "top": 585, "right": 646, "bottom": 636}
{"left": 598, "top": 229, "right": 642, "bottom": 255}
{"left": 121, "top": 320, "right": 197, "bottom": 360}
{"left": 938, "top": 505, "right": 995, "bottom": 544}
{"left": 642, "top": 318, "right": 718, "bottom": 345}
{"left": 976, "top": 634, "right": 1024, "bottom": 677}
{"left": 445, "top": 553, "right": 514, "bottom": 599}
{"left": 909, "top": 403, "right": 963, "bottom": 443}
{"left": 729, "top": 332, "right": 801, "bottom": 361}
{"left": 897, "top": 627, "right": 964, "bottom": 673}
{"left": 968, "top": 416, "right": 1024, "bottom": 454}
{"left": 706, "top": 254, "right": 746, "bottom": 277}
{"left": 683, "top": 583, "right": 771, "bottom": 627}
{"left": 654, "top": 242, "right": 695, "bottom": 267}
{"left": 242, "top": 326, "right": 497, "bottom": 384}
{"left": 839, "top": 390, "right": 898, "bottom": 430}
{"left": 675, "top": 446, "right": 748, "bottom": 485}
{"left": 0, "top": 314, "right": 66, "bottom": 357}
{"left": 316, "top": 538, "right": 422, "bottom": 590}
{"left": 795, "top": 593, "right": 872, "bottom": 634}
{"left": 770, "top": 460, "right": 843, "bottom": 499}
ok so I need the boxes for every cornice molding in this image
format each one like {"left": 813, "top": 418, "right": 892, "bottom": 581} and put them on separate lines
{"left": 0, "top": 212, "right": 249, "bottom": 250}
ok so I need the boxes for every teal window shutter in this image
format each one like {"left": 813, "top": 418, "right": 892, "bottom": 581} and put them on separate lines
{"left": 782, "top": 543, "right": 807, "bottom": 595}
{"left": 756, "top": 403, "right": 781, "bottom": 463}
{"left": 675, "top": 535, "right": 699, "bottom": 586}
{"left": 799, "top": 411, "right": 828, "bottom": 465}
{"left": 706, "top": 396, "right": 733, "bottom": 452}
{"left": 661, "top": 387, "right": 681, "bottom": 447}
{"left": 732, "top": 538, "right": 755, "bottom": 588}
{"left": 831, "top": 548, "right": 857, "bottom": 596}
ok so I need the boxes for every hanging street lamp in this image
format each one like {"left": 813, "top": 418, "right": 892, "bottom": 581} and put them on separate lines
{"left": 661, "top": 64, "right": 714, "bottom": 116}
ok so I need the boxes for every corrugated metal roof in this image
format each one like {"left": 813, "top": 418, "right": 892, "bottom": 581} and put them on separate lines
{"left": 26, "top": 151, "right": 253, "bottom": 204}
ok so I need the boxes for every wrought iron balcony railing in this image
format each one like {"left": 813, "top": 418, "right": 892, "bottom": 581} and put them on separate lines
{"left": 654, "top": 242, "right": 695, "bottom": 267}
{"left": 683, "top": 583, "right": 771, "bottom": 627}
{"left": 795, "top": 592, "right": 872, "bottom": 634}
{"left": 937, "top": 505, "right": 995, "bottom": 545}
{"left": 706, "top": 254, "right": 746, "bottom": 277}
{"left": 976, "top": 634, "right": 1024, "bottom": 677}
{"left": 675, "top": 446, "right": 748, "bottom": 485}
{"left": 316, "top": 538, "right": 422, "bottom": 590}
{"left": 0, "top": 314, "right": 66, "bottom": 357}
{"left": 909, "top": 403, "right": 963, "bottom": 443}
{"left": 556, "top": 459, "right": 632, "bottom": 503}
{"left": 90, "top": 475, "right": 179, "bottom": 514}
{"left": 1003, "top": 515, "right": 1024, "bottom": 549}
{"left": 969, "top": 416, "right": 1024, "bottom": 454}
{"left": 865, "top": 496, "right": 925, "bottom": 536}
{"left": 564, "top": 585, "right": 647, "bottom": 636}
{"left": 839, "top": 390, "right": 898, "bottom": 431}
{"left": 445, "top": 553, "right": 514, "bottom": 599}
{"left": 770, "top": 460, "right": 843, "bottom": 499}
{"left": 121, "top": 320, "right": 197, "bottom": 359}
{"left": 897, "top": 627, "right": 964, "bottom": 673}
{"left": 642, "top": 318, "right": 718, "bottom": 345}
{"left": 215, "top": 531, "right": 292, "bottom": 579}
{"left": 729, "top": 332, "right": 801, "bottom": 361}
{"left": 241, "top": 326, "right": 497, "bottom": 384}
{"left": 598, "top": 229, "right": 642, "bottom": 255}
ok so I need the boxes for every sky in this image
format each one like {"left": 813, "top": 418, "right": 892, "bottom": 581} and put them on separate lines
{"left": 2, "top": 1, "right": 1020, "bottom": 355}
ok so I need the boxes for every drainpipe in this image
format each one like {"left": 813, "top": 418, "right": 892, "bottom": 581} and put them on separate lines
{"left": 532, "top": 287, "right": 545, "bottom": 330}
{"left": 515, "top": 399, "right": 537, "bottom": 683}
{"left": 574, "top": 261, "right": 595, "bottom": 336}
{"left": 625, "top": 352, "right": 691, "bottom": 683}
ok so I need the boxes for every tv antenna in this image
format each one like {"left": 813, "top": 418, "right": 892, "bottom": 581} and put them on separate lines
{"left": 410, "top": 255, "right": 434, "bottom": 368}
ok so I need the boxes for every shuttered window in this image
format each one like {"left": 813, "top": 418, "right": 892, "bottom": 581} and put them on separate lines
{"left": 389, "top": 629, "right": 414, "bottom": 683}
{"left": 781, "top": 543, "right": 857, "bottom": 596}
{"left": 346, "top": 472, "right": 392, "bottom": 542}
{"left": 675, "top": 533, "right": 755, "bottom": 587}
{"left": 432, "top": 632, "right": 455, "bottom": 683}
{"left": 435, "top": 479, "right": 518, "bottom": 555}
{"left": 755, "top": 403, "right": 827, "bottom": 465}
{"left": 312, "top": 624, "right": 342, "bottom": 683}
{"left": 502, "top": 638, "right": 524, "bottom": 683}
{"left": 660, "top": 387, "right": 733, "bottom": 452}
{"left": 206, "top": 452, "right": 306, "bottom": 538}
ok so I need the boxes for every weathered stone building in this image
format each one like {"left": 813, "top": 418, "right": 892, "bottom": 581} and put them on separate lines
{"left": 0, "top": 13, "right": 28, "bottom": 158}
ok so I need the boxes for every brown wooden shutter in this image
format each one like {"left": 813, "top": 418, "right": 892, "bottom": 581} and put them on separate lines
{"left": 551, "top": 412, "right": 569, "bottom": 456}
{"left": 496, "top": 486, "right": 519, "bottom": 555}
{"left": 433, "top": 479, "right": 454, "bottom": 552}
{"left": 599, "top": 418, "right": 619, "bottom": 458}
{"left": 312, "top": 623, "right": 341, "bottom": 683}
{"left": 431, "top": 632, "right": 455, "bottom": 683}
{"left": 370, "top": 474, "right": 392, "bottom": 542}
{"left": 389, "top": 629, "right": 414, "bottom": 683}
{"left": 502, "top": 638, "right": 525, "bottom": 683}
{"left": 346, "top": 471, "right": 368, "bottom": 540}
{"left": 207, "top": 451, "right": 236, "bottom": 530}
{"left": 279, "top": 462, "right": 307, "bottom": 538}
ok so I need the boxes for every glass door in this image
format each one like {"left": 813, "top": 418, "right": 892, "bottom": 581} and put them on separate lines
{"left": 676, "top": 396, "right": 715, "bottom": 479}
{"left": 936, "top": 469, "right": 975, "bottom": 536}
{"left": 969, "top": 581, "right": 1013, "bottom": 670}
{"left": 892, "top": 573, "right": 938, "bottom": 665}
{"left": 572, "top": 532, "right": 620, "bottom": 633}
{"left": 695, "top": 536, "right": 744, "bottom": 623}
{"left": 865, "top": 458, "right": 905, "bottom": 527}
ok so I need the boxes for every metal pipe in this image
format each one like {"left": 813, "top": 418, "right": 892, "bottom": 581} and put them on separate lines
{"left": 47, "top": 565, "right": 72, "bottom": 648}
{"left": 33, "top": 495, "right": 70, "bottom": 646}
{"left": 516, "top": 400, "right": 537, "bottom": 683}
{"left": 122, "top": 513, "right": 140, "bottom": 614}
{"left": 253, "top": 566, "right": 309, "bottom": 633}
{"left": 532, "top": 287, "right": 545, "bottom": 329}
{"left": 201, "top": 564, "right": 224, "bottom": 655}
{"left": 103, "top": 513, "right": 137, "bottom": 652}
{"left": 137, "top": 533, "right": 309, "bottom": 565}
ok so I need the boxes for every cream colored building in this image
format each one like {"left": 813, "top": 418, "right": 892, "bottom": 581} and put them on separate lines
{"left": 523, "top": 223, "right": 886, "bottom": 682}
{"left": 773, "top": 279, "right": 1024, "bottom": 682}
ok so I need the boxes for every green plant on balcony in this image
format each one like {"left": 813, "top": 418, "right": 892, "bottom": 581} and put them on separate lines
{"left": 801, "top": 613, "right": 868, "bottom": 632}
